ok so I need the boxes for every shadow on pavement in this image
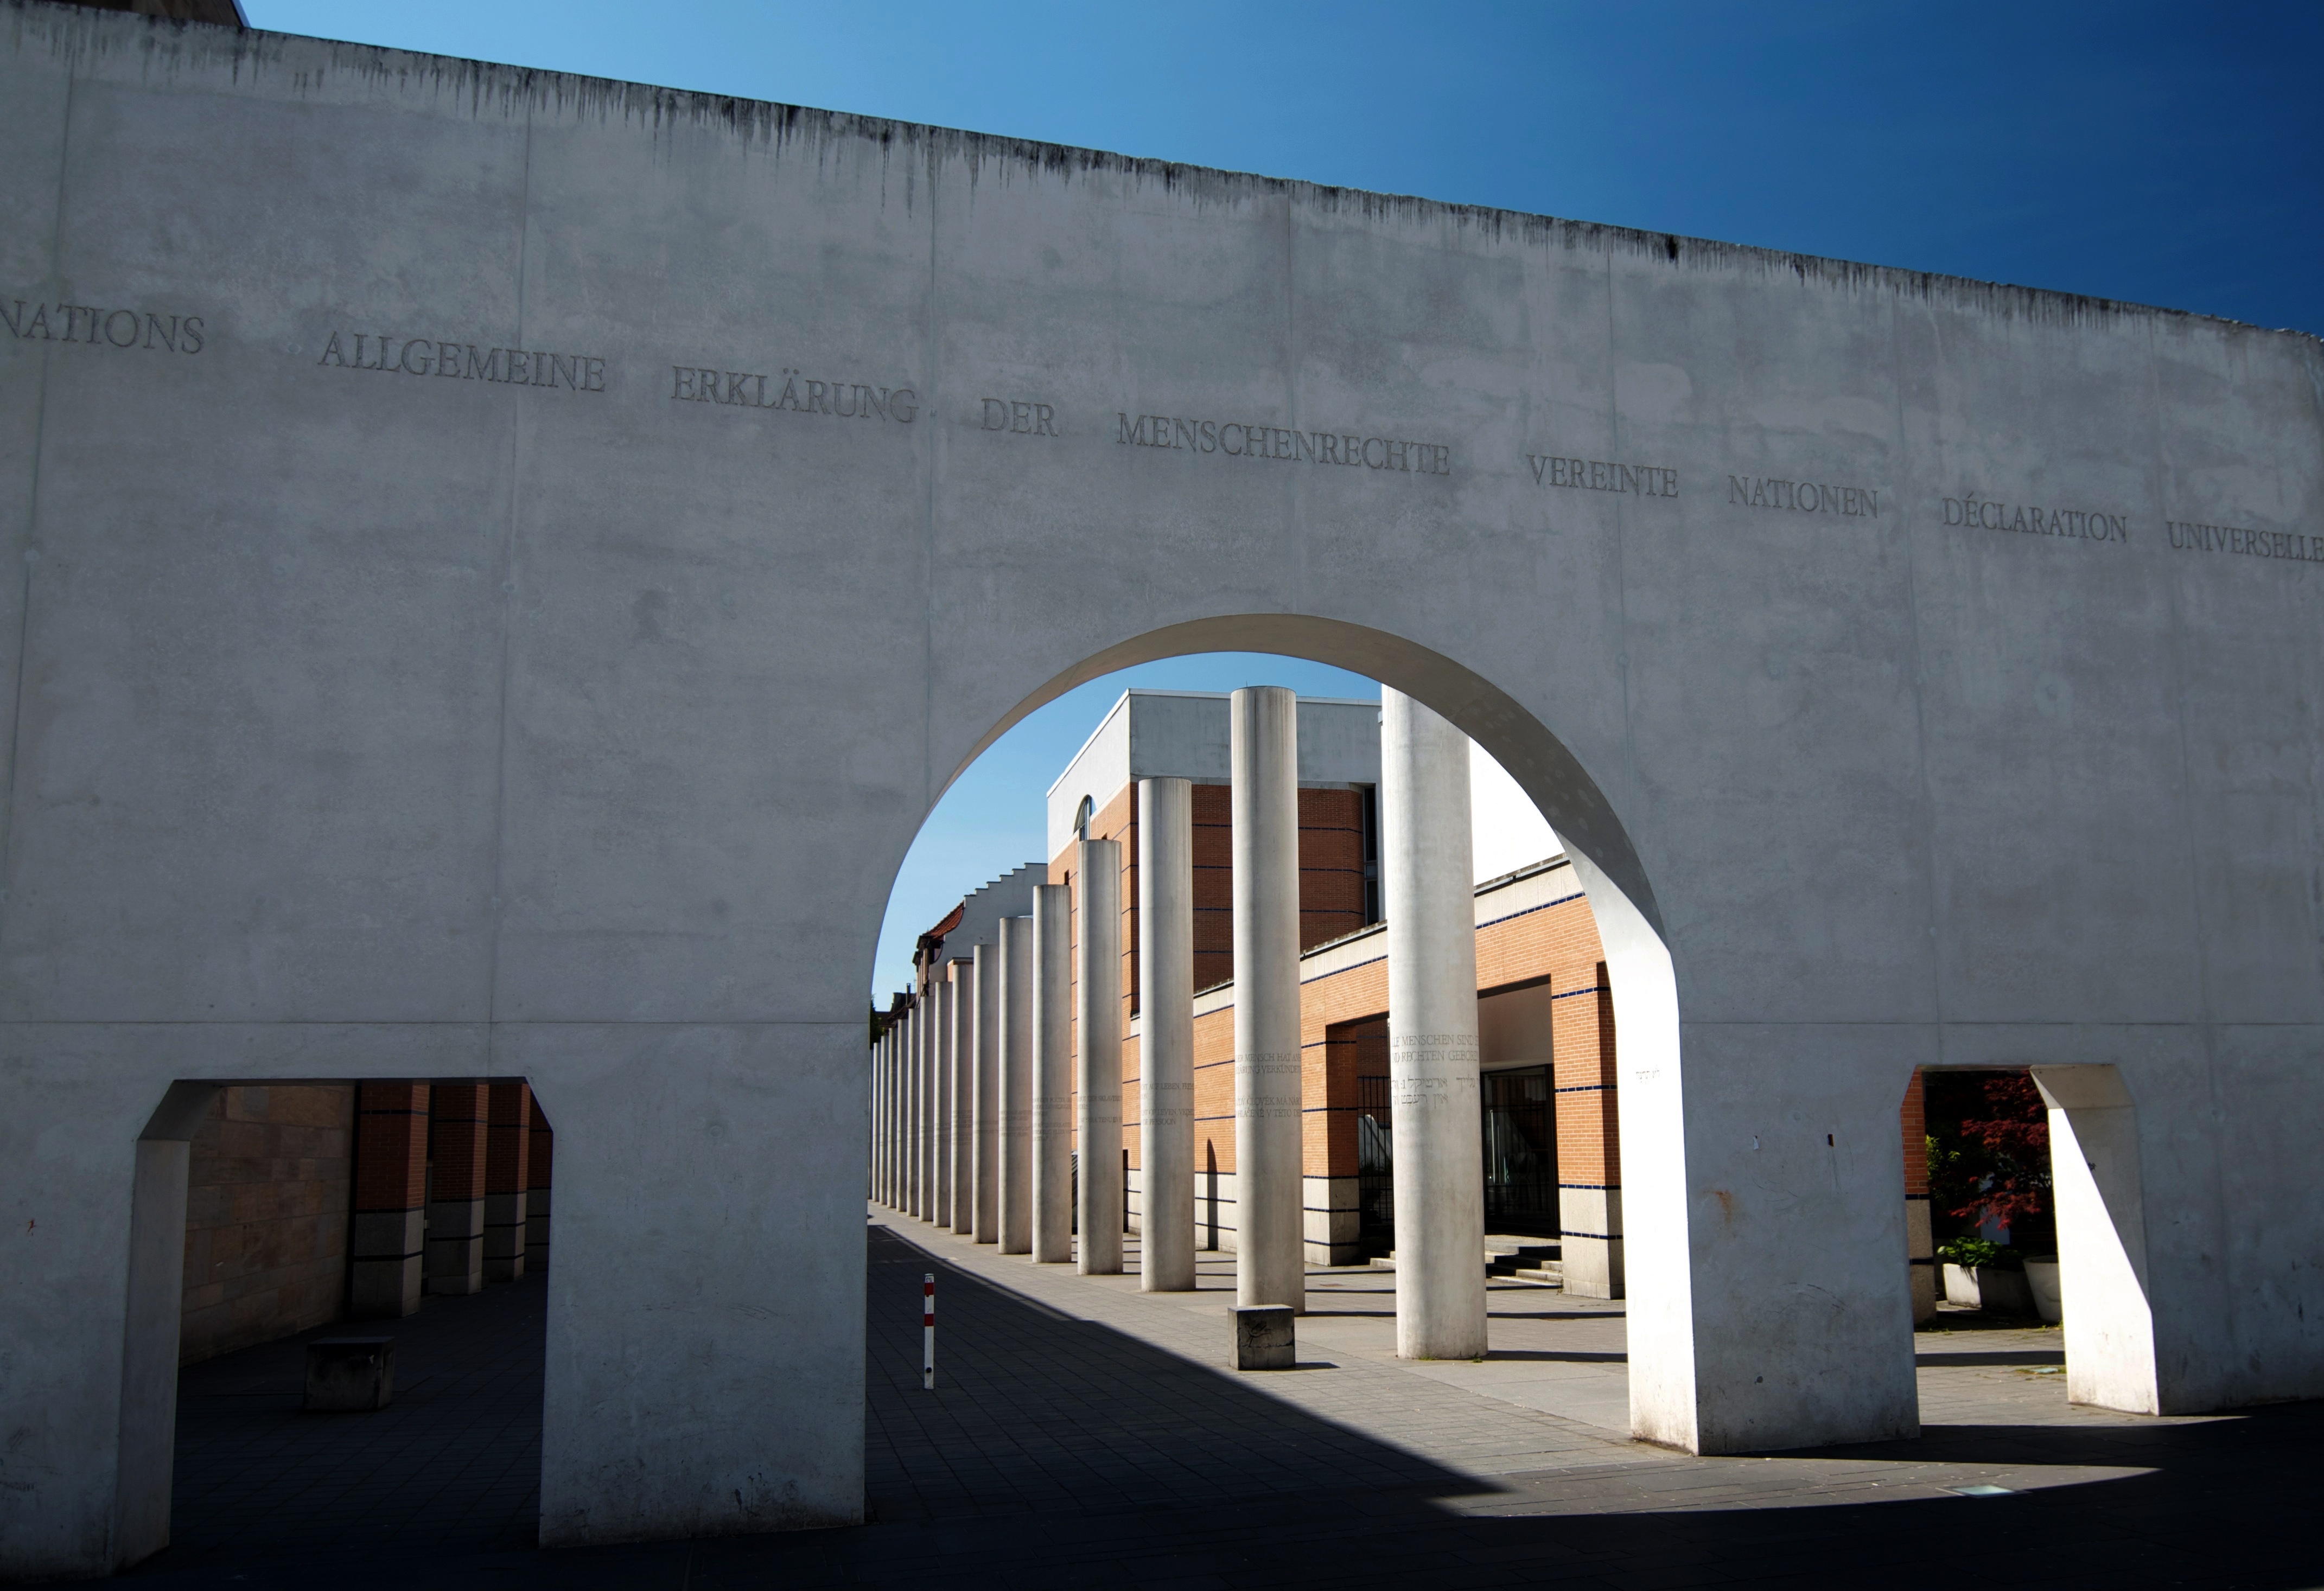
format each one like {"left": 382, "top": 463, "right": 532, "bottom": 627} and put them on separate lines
{"left": 122, "top": 1225, "right": 2323, "bottom": 1589}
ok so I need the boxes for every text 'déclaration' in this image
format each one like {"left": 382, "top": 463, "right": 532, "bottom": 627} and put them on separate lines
{"left": 1943, "top": 495, "right": 2126, "bottom": 545}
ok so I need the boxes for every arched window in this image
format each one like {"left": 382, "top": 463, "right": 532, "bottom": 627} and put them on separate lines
{"left": 1074, "top": 795, "right": 1094, "bottom": 841}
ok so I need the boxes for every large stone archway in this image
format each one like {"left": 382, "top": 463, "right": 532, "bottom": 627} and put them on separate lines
{"left": 3, "top": 4, "right": 2319, "bottom": 1577}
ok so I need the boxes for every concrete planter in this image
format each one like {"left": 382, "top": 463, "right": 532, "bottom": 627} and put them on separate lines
{"left": 1943, "top": 1263, "right": 2036, "bottom": 1315}
{"left": 2023, "top": 1258, "right": 2063, "bottom": 1323}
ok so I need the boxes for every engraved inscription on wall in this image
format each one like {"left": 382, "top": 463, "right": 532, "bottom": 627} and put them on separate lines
{"left": 1728, "top": 475, "right": 1880, "bottom": 518}
{"left": 2167, "top": 519, "right": 2323, "bottom": 567}
{"left": 1526, "top": 453, "right": 1678, "bottom": 497}
{"left": 980, "top": 397, "right": 1058, "bottom": 437}
{"left": 1943, "top": 494, "right": 2126, "bottom": 546}
{"left": 1118, "top": 412, "right": 1451, "bottom": 477}
{"left": 319, "top": 331, "right": 604, "bottom": 392}
{"left": 671, "top": 364, "right": 916, "bottom": 421}
{"left": 4, "top": 297, "right": 205, "bottom": 353}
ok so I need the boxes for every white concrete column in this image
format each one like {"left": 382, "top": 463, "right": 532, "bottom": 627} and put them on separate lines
{"left": 878, "top": 1029, "right": 893, "bottom": 1206}
{"left": 2033, "top": 1064, "right": 2170, "bottom": 1413}
{"left": 1075, "top": 837, "right": 1125, "bottom": 1274}
{"left": 949, "top": 961, "right": 975, "bottom": 1234}
{"left": 997, "top": 915, "right": 1035, "bottom": 1253}
{"left": 1031, "top": 883, "right": 1075, "bottom": 1263}
{"left": 1232, "top": 685, "right": 1304, "bottom": 1313}
{"left": 887, "top": 1028, "right": 902, "bottom": 1207}
{"left": 1381, "top": 687, "right": 1488, "bottom": 1359}
{"left": 1138, "top": 777, "right": 1197, "bottom": 1292}
{"left": 887, "top": 1028, "right": 901, "bottom": 1207}
{"left": 972, "top": 943, "right": 1001, "bottom": 1243}
{"left": 906, "top": 1007, "right": 924, "bottom": 1218}
{"left": 933, "top": 975, "right": 957, "bottom": 1228}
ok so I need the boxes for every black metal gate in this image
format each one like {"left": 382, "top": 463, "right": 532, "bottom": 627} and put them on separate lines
{"left": 1482, "top": 1065, "right": 1559, "bottom": 1236}
{"left": 1358, "top": 1065, "right": 1560, "bottom": 1251}
{"left": 1356, "top": 1073, "right": 1394, "bottom": 1255}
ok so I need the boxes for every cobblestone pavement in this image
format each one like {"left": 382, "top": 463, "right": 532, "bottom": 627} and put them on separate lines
{"left": 125, "top": 1215, "right": 2323, "bottom": 1588}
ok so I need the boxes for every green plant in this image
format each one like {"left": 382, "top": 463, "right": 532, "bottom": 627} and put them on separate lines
{"left": 1937, "top": 1237, "right": 2023, "bottom": 1271}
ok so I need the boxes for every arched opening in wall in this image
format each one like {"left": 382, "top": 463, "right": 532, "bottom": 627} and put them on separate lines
{"left": 1902, "top": 1064, "right": 2161, "bottom": 1420}
{"left": 860, "top": 622, "right": 1677, "bottom": 1479}
{"left": 117, "top": 1077, "right": 555, "bottom": 1570}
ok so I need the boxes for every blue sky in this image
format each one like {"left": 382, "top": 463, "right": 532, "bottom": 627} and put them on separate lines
{"left": 247, "top": 2, "right": 2324, "bottom": 996}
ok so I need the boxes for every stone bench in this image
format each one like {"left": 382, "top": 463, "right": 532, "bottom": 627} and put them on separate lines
{"left": 304, "top": 1337, "right": 396, "bottom": 1412}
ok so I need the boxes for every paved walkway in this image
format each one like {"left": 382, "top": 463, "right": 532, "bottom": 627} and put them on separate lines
{"left": 125, "top": 1215, "right": 2323, "bottom": 1588}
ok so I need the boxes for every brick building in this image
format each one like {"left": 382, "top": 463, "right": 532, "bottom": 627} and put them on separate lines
{"left": 878, "top": 688, "right": 1939, "bottom": 1315}
{"left": 1031, "top": 691, "right": 1626, "bottom": 1290}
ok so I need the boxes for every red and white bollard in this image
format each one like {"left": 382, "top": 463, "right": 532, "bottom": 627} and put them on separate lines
{"left": 921, "top": 1273, "right": 936, "bottom": 1390}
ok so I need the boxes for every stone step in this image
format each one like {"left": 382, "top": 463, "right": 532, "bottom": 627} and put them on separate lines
{"left": 1369, "top": 1243, "right": 1563, "bottom": 1279}
{"left": 1510, "top": 1265, "right": 1564, "bottom": 1286}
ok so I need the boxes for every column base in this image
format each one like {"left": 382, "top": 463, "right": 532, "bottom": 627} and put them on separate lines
{"left": 347, "top": 1209, "right": 425, "bottom": 1317}
{"left": 425, "top": 1198, "right": 486, "bottom": 1295}
{"left": 1558, "top": 1186, "right": 1625, "bottom": 1299}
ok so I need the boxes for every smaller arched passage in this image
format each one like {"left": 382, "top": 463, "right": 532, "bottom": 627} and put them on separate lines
{"left": 110, "top": 1077, "right": 555, "bottom": 1574}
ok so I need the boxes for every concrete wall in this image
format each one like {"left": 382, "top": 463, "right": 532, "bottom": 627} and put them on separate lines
{"left": 3, "top": 3, "right": 2320, "bottom": 1576}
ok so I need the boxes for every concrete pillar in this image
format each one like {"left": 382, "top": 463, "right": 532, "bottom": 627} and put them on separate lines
{"left": 972, "top": 943, "right": 1002, "bottom": 1242}
{"left": 1231, "top": 685, "right": 1304, "bottom": 1313}
{"left": 907, "top": 1007, "right": 925, "bottom": 1219}
{"left": 931, "top": 979, "right": 955, "bottom": 1228}
{"left": 950, "top": 960, "right": 975, "bottom": 1235}
{"left": 1138, "top": 776, "right": 1197, "bottom": 1291}
{"left": 348, "top": 1081, "right": 429, "bottom": 1318}
{"left": 483, "top": 1081, "right": 533, "bottom": 1284}
{"left": 1076, "top": 837, "right": 1125, "bottom": 1274}
{"left": 1031, "top": 882, "right": 1074, "bottom": 1263}
{"left": 526, "top": 1092, "right": 553, "bottom": 1273}
{"left": 424, "top": 1083, "right": 488, "bottom": 1295}
{"left": 112, "top": 1083, "right": 220, "bottom": 1571}
{"left": 868, "top": 1032, "right": 882, "bottom": 1203}
{"left": 1381, "top": 687, "right": 1487, "bottom": 1359}
{"left": 997, "top": 915, "right": 1035, "bottom": 1253}
{"left": 2033, "top": 1064, "right": 2176, "bottom": 1413}
{"left": 884, "top": 1026, "right": 900, "bottom": 1207}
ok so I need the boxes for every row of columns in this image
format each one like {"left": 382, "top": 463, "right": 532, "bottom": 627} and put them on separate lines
{"left": 348, "top": 1079, "right": 550, "bottom": 1318}
{"left": 869, "top": 686, "right": 1486, "bottom": 1354}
